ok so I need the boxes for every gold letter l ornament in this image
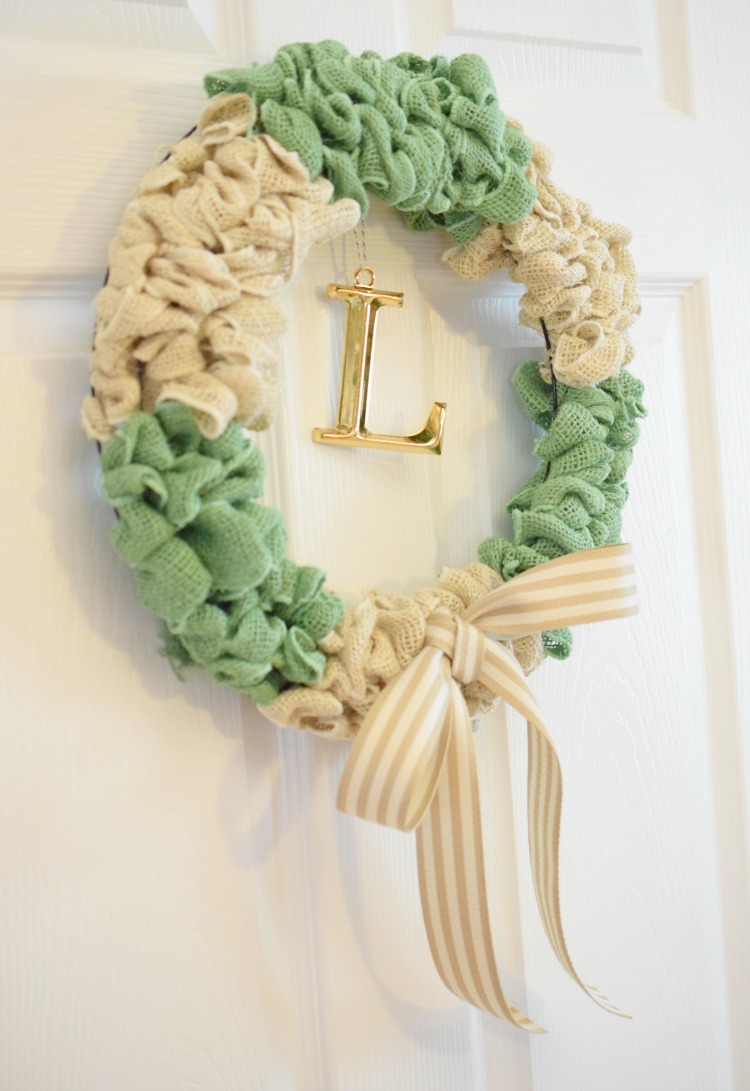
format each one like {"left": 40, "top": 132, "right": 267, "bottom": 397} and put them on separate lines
{"left": 313, "top": 267, "right": 446, "bottom": 454}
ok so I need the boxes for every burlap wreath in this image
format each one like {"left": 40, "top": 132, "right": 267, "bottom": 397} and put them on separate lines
{"left": 84, "top": 41, "right": 645, "bottom": 737}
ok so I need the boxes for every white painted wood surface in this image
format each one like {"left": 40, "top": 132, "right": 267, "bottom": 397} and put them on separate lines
{"left": 0, "top": 2, "right": 747, "bottom": 1088}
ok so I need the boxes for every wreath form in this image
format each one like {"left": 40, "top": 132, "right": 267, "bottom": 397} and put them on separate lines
{"left": 84, "top": 42, "right": 645, "bottom": 1029}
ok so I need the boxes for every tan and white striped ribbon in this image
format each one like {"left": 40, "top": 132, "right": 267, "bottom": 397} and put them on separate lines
{"left": 337, "top": 543, "right": 638, "bottom": 1030}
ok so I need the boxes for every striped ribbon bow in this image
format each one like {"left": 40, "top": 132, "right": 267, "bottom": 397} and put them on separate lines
{"left": 337, "top": 543, "right": 638, "bottom": 1031}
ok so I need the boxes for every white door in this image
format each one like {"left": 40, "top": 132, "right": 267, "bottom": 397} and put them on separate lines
{"left": 1, "top": 2, "right": 747, "bottom": 1089}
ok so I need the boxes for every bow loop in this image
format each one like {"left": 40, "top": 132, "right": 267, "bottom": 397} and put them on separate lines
{"left": 336, "top": 645, "right": 453, "bottom": 832}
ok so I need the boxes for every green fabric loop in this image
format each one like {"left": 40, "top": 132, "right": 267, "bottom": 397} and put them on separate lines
{"left": 204, "top": 40, "right": 536, "bottom": 242}
{"left": 478, "top": 362, "right": 646, "bottom": 657}
{"left": 101, "top": 403, "right": 345, "bottom": 702}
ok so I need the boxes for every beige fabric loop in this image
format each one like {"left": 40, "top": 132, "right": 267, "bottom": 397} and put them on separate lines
{"left": 83, "top": 93, "right": 361, "bottom": 442}
{"left": 443, "top": 126, "right": 640, "bottom": 388}
{"left": 262, "top": 563, "right": 545, "bottom": 739}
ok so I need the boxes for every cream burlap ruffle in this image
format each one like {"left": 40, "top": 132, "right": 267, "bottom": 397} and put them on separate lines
{"left": 263, "top": 563, "right": 544, "bottom": 739}
{"left": 83, "top": 93, "right": 360, "bottom": 441}
{"left": 444, "top": 126, "right": 640, "bottom": 388}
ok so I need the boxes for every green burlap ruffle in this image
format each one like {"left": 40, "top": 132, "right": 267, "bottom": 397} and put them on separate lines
{"left": 205, "top": 40, "right": 536, "bottom": 243}
{"left": 479, "top": 361, "right": 647, "bottom": 658}
{"left": 100, "top": 403, "right": 345, "bottom": 703}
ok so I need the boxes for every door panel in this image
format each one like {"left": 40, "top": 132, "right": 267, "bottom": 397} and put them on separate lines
{"left": 0, "top": 2, "right": 746, "bottom": 1088}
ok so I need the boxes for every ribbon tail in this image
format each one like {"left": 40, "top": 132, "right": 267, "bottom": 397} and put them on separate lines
{"left": 477, "top": 639, "right": 630, "bottom": 1018}
{"left": 526, "top": 720, "right": 631, "bottom": 1018}
{"left": 416, "top": 680, "right": 546, "bottom": 1033}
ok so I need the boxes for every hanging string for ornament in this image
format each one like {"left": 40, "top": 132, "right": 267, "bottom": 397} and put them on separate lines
{"left": 354, "top": 217, "right": 368, "bottom": 271}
